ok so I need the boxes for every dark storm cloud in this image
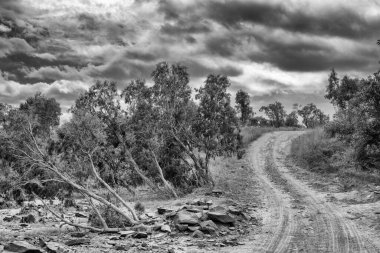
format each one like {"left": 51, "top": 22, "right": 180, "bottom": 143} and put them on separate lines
{"left": 0, "top": 0, "right": 24, "bottom": 18}
{"left": 204, "top": 35, "right": 242, "bottom": 57}
{"left": 205, "top": 1, "right": 380, "bottom": 39}
{"left": 160, "top": 21, "right": 211, "bottom": 35}
{"left": 249, "top": 37, "right": 379, "bottom": 72}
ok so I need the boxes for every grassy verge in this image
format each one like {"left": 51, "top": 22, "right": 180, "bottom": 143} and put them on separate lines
{"left": 290, "top": 128, "right": 380, "bottom": 191}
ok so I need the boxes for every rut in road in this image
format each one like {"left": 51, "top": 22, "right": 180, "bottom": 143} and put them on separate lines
{"left": 246, "top": 131, "right": 379, "bottom": 253}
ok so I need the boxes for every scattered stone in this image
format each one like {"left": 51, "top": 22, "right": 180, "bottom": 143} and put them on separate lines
{"left": 175, "top": 224, "right": 188, "bottom": 232}
{"left": 188, "top": 226, "right": 200, "bottom": 232}
{"left": 3, "top": 215, "right": 17, "bottom": 222}
{"left": 133, "top": 223, "right": 149, "bottom": 232}
{"left": 165, "top": 211, "right": 177, "bottom": 219}
{"left": 210, "top": 206, "right": 227, "bottom": 213}
{"left": 65, "top": 238, "right": 90, "bottom": 246}
{"left": 70, "top": 232, "right": 87, "bottom": 238}
{"left": 207, "top": 212, "right": 235, "bottom": 224}
{"left": 20, "top": 214, "right": 36, "bottom": 223}
{"left": 133, "top": 232, "right": 148, "bottom": 239}
{"left": 119, "top": 230, "right": 135, "bottom": 238}
{"left": 114, "top": 245, "right": 131, "bottom": 251}
{"left": 228, "top": 206, "right": 242, "bottom": 215}
{"left": 74, "top": 212, "right": 88, "bottom": 218}
{"left": 20, "top": 223, "right": 29, "bottom": 227}
{"left": 200, "top": 220, "right": 218, "bottom": 234}
{"left": 192, "top": 230, "right": 204, "bottom": 239}
{"left": 160, "top": 224, "right": 171, "bottom": 233}
{"left": 175, "top": 210, "right": 200, "bottom": 225}
{"left": 157, "top": 207, "right": 174, "bottom": 215}
{"left": 44, "top": 242, "right": 67, "bottom": 253}
{"left": 4, "top": 241, "right": 42, "bottom": 253}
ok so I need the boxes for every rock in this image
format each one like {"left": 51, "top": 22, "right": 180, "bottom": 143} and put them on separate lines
{"left": 160, "top": 224, "right": 171, "bottom": 233}
{"left": 20, "top": 214, "right": 36, "bottom": 223}
{"left": 188, "top": 226, "right": 201, "bottom": 232}
{"left": 44, "top": 242, "right": 67, "bottom": 253}
{"left": 133, "top": 232, "right": 148, "bottom": 239}
{"left": 70, "top": 232, "right": 87, "bottom": 238}
{"left": 157, "top": 207, "right": 174, "bottom": 215}
{"left": 210, "top": 206, "right": 227, "bottom": 213}
{"left": 175, "top": 210, "right": 200, "bottom": 225}
{"left": 228, "top": 206, "right": 242, "bottom": 215}
{"left": 74, "top": 212, "right": 88, "bottom": 218}
{"left": 4, "top": 241, "right": 42, "bottom": 253}
{"left": 65, "top": 238, "right": 90, "bottom": 246}
{"left": 165, "top": 211, "right": 177, "bottom": 219}
{"left": 133, "top": 223, "right": 149, "bottom": 232}
{"left": 192, "top": 230, "right": 204, "bottom": 239}
{"left": 114, "top": 245, "right": 131, "bottom": 251}
{"left": 175, "top": 224, "right": 188, "bottom": 232}
{"left": 3, "top": 215, "right": 18, "bottom": 222}
{"left": 207, "top": 212, "right": 235, "bottom": 224}
{"left": 119, "top": 230, "right": 135, "bottom": 238}
{"left": 206, "top": 200, "right": 213, "bottom": 206}
{"left": 200, "top": 220, "right": 218, "bottom": 234}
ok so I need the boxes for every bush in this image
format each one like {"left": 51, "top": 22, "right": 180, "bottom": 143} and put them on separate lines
{"left": 290, "top": 129, "right": 344, "bottom": 173}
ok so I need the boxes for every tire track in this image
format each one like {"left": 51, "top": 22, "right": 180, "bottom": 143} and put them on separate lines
{"left": 247, "top": 131, "right": 379, "bottom": 253}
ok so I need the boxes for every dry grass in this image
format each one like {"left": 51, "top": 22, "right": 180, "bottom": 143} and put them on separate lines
{"left": 290, "top": 128, "right": 380, "bottom": 191}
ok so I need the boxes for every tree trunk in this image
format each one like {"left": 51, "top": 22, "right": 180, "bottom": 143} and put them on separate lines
{"left": 87, "top": 154, "right": 138, "bottom": 221}
{"left": 40, "top": 161, "right": 137, "bottom": 225}
{"left": 150, "top": 150, "right": 178, "bottom": 198}
{"left": 170, "top": 131, "right": 211, "bottom": 186}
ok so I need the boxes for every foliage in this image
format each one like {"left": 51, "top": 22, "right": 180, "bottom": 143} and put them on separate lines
{"left": 235, "top": 89, "right": 253, "bottom": 125}
{"left": 324, "top": 69, "right": 380, "bottom": 170}
{"left": 285, "top": 111, "right": 299, "bottom": 127}
{"left": 259, "top": 101, "right": 286, "bottom": 127}
{"left": 297, "top": 103, "right": 329, "bottom": 128}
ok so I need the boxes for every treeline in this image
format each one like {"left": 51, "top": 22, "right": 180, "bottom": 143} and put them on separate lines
{"left": 0, "top": 61, "right": 328, "bottom": 207}
{"left": 324, "top": 69, "right": 380, "bottom": 169}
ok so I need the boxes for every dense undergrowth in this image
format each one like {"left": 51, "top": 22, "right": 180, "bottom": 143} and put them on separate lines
{"left": 291, "top": 129, "right": 380, "bottom": 191}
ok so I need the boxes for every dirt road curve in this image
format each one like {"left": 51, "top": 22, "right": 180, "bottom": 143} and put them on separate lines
{"left": 245, "top": 131, "right": 379, "bottom": 253}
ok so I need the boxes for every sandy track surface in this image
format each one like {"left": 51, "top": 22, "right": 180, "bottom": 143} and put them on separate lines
{"left": 244, "top": 131, "right": 380, "bottom": 253}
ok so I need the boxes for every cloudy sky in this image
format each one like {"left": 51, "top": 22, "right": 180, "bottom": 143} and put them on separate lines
{"left": 1, "top": 0, "right": 380, "bottom": 121}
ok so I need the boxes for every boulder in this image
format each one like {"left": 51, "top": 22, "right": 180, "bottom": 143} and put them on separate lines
{"left": 174, "top": 210, "right": 200, "bottom": 225}
{"left": 200, "top": 220, "right": 218, "bottom": 234}
{"left": 4, "top": 241, "right": 42, "bottom": 253}
{"left": 210, "top": 206, "right": 227, "bottom": 213}
{"left": 207, "top": 212, "right": 235, "bottom": 224}
{"left": 192, "top": 230, "right": 204, "bottom": 239}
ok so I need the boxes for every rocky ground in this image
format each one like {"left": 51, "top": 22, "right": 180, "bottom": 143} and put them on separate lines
{"left": 0, "top": 148, "right": 263, "bottom": 253}
{"left": 2, "top": 131, "right": 379, "bottom": 253}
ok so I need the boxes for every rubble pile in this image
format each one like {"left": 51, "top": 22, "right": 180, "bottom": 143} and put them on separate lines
{"left": 0, "top": 192, "right": 260, "bottom": 252}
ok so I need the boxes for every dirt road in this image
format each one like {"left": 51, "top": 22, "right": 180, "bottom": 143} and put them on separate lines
{"left": 241, "top": 131, "right": 379, "bottom": 253}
